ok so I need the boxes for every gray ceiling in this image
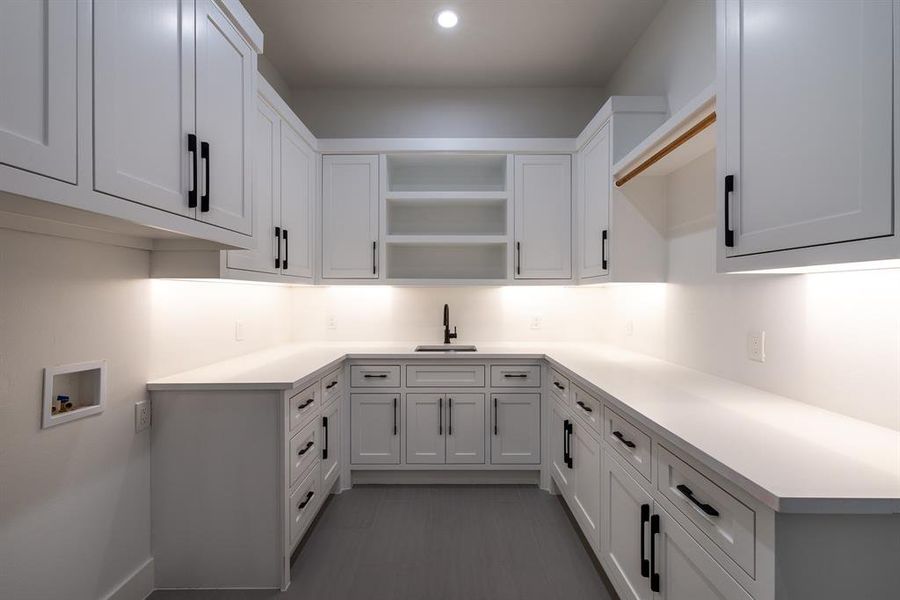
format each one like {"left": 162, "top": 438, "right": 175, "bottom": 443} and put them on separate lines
{"left": 241, "top": 0, "right": 665, "bottom": 89}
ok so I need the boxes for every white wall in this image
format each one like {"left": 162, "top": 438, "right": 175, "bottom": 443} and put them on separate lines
{"left": 290, "top": 86, "right": 606, "bottom": 138}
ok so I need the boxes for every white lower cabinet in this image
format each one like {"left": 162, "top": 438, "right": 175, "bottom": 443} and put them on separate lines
{"left": 406, "top": 393, "right": 446, "bottom": 464}
{"left": 321, "top": 399, "right": 340, "bottom": 490}
{"left": 445, "top": 393, "right": 485, "bottom": 464}
{"left": 569, "top": 416, "right": 601, "bottom": 551}
{"left": 490, "top": 393, "right": 541, "bottom": 464}
{"left": 351, "top": 393, "right": 400, "bottom": 464}
{"left": 406, "top": 393, "right": 486, "bottom": 464}
{"left": 550, "top": 400, "right": 572, "bottom": 493}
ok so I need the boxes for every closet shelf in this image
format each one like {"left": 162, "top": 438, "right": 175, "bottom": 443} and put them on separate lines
{"left": 384, "top": 235, "right": 508, "bottom": 245}
{"left": 384, "top": 191, "right": 509, "bottom": 201}
{"left": 613, "top": 84, "right": 716, "bottom": 186}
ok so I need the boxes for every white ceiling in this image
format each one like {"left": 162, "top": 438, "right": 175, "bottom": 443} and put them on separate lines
{"left": 241, "top": 0, "right": 665, "bottom": 89}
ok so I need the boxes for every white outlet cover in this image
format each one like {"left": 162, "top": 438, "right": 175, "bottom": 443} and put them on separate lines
{"left": 748, "top": 331, "right": 766, "bottom": 362}
{"left": 530, "top": 316, "right": 543, "bottom": 329}
{"left": 135, "top": 400, "right": 151, "bottom": 432}
{"left": 625, "top": 320, "right": 634, "bottom": 336}
{"left": 234, "top": 320, "right": 245, "bottom": 341}
{"left": 326, "top": 315, "right": 337, "bottom": 330}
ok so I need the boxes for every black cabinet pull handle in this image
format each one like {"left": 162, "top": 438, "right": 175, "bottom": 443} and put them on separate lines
{"left": 650, "top": 514, "right": 660, "bottom": 592}
{"left": 576, "top": 400, "right": 593, "bottom": 413}
{"left": 296, "top": 398, "right": 313, "bottom": 410}
{"left": 187, "top": 134, "right": 198, "bottom": 208}
{"left": 372, "top": 241, "right": 377, "bottom": 275}
{"left": 393, "top": 397, "right": 397, "bottom": 435}
{"left": 200, "top": 141, "right": 210, "bottom": 212}
{"left": 676, "top": 484, "right": 720, "bottom": 517}
{"left": 448, "top": 397, "right": 452, "bottom": 435}
{"left": 565, "top": 421, "right": 573, "bottom": 469}
{"left": 322, "top": 416, "right": 328, "bottom": 460}
{"left": 364, "top": 373, "right": 388, "bottom": 378}
{"left": 553, "top": 381, "right": 565, "bottom": 390}
{"left": 298, "top": 490, "right": 314, "bottom": 510}
{"left": 275, "top": 226, "right": 282, "bottom": 269}
{"left": 724, "top": 174, "right": 734, "bottom": 247}
{"left": 601, "top": 229, "right": 608, "bottom": 270}
{"left": 612, "top": 430, "right": 636, "bottom": 449}
{"left": 438, "top": 396, "right": 443, "bottom": 435}
{"left": 562, "top": 419, "right": 570, "bottom": 467}
{"left": 493, "top": 397, "right": 498, "bottom": 435}
{"left": 326, "top": 381, "right": 338, "bottom": 389}
{"left": 516, "top": 241, "right": 521, "bottom": 275}
{"left": 282, "top": 228, "right": 289, "bottom": 269}
{"left": 640, "top": 504, "right": 650, "bottom": 577}
{"left": 297, "top": 440, "right": 314, "bottom": 456}
{"left": 504, "top": 373, "right": 528, "bottom": 378}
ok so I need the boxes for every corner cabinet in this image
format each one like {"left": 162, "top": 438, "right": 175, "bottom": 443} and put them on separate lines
{"left": 322, "top": 155, "right": 380, "bottom": 279}
{"left": 514, "top": 155, "right": 572, "bottom": 280}
{"left": 717, "top": 0, "right": 900, "bottom": 271}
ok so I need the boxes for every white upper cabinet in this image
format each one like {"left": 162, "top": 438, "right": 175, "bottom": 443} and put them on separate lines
{"left": 0, "top": 0, "right": 77, "bottom": 183}
{"left": 195, "top": 0, "right": 253, "bottom": 234}
{"left": 578, "top": 123, "right": 611, "bottom": 279}
{"left": 514, "top": 155, "right": 572, "bottom": 279}
{"left": 322, "top": 155, "right": 380, "bottom": 279}
{"left": 279, "top": 120, "right": 315, "bottom": 279}
{"left": 94, "top": 0, "right": 195, "bottom": 216}
{"left": 719, "top": 0, "right": 896, "bottom": 269}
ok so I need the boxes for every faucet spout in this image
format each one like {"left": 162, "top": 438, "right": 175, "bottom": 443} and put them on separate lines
{"left": 442, "top": 304, "right": 457, "bottom": 344}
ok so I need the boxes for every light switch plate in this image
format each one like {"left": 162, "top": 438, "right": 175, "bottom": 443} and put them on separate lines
{"left": 135, "top": 400, "right": 151, "bottom": 432}
{"left": 748, "top": 331, "right": 766, "bottom": 362}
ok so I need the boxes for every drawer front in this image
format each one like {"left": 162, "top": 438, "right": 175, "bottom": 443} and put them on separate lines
{"left": 350, "top": 365, "right": 401, "bottom": 387}
{"left": 321, "top": 367, "right": 344, "bottom": 406}
{"left": 604, "top": 406, "right": 652, "bottom": 483}
{"left": 289, "top": 383, "right": 319, "bottom": 433}
{"left": 571, "top": 384, "right": 601, "bottom": 432}
{"left": 549, "top": 368, "right": 570, "bottom": 404}
{"left": 657, "top": 445, "right": 756, "bottom": 577}
{"left": 407, "top": 364, "right": 485, "bottom": 387}
{"left": 490, "top": 364, "right": 541, "bottom": 387}
{"left": 289, "top": 419, "right": 320, "bottom": 486}
{"left": 289, "top": 464, "right": 321, "bottom": 546}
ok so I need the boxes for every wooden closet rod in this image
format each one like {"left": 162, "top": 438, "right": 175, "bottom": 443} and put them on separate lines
{"left": 615, "top": 111, "right": 717, "bottom": 187}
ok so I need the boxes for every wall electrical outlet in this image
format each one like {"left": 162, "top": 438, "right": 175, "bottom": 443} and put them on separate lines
{"left": 234, "top": 320, "right": 245, "bottom": 342}
{"left": 625, "top": 320, "right": 634, "bottom": 336}
{"left": 135, "top": 400, "right": 151, "bottom": 432}
{"left": 530, "top": 316, "right": 543, "bottom": 330}
{"left": 748, "top": 331, "right": 766, "bottom": 362}
{"left": 326, "top": 315, "right": 337, "bottom": 330}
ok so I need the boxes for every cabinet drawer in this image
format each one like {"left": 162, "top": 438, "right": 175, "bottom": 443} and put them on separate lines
{"left": 321, "top": 367, "right": 344, "bottom": 406}
{"left": 657, "top": 446, "right": 756, "bottom": 577}
{"left": 549, "top": 368, "right": 570, "bottom": 404}
{"left": 604, "top": 406, "right": 652, "bottom": 483}
{"left": 490, "top": 364, "right": 541, "bottom": 387}
{"left": 350, "top": 365, "right": 401, "bottom": 387}
{"left": 571, "top": 384, "right": 601, "bottom": 432}
{"left": 289, "top": 464, "right": 321, "bottom": 546}
{"left": 289, "top": 419, "right": 320, "bottom": 486}
{"left": 407, "top": 364, "right": 485, "bottom": 387}
{"left": 289, "top": 383, "right": 319, "bottom": 433}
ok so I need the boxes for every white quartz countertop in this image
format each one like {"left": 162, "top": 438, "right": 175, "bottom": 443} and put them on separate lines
{"left": 147, "top": 342, "right": 900, "bottom": 515}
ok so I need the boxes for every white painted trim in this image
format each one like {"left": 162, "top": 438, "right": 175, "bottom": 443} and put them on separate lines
{"left": 351, "top": 469, "right": 540, "bottom": 485}
{"left": 0, "top": 210, "right": 153, "bottom": 250}
{"left": 256, "top": 75, "right": 318, "bottom": 151}
{"left": 101, "top": 557, "right": 155, "bottom": 600}
{"left": 575, "top": 95, "right": 669, "bottom": 150}
{"left": 317, "top": 138, "right": 576, "bottom": 154}
{"left": 215, "top": 0, "right": 264, "bottom": 53}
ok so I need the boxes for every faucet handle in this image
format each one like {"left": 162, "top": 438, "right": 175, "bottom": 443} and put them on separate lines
{"left": 450, "top": 326, "right": 458, "bottom": 340}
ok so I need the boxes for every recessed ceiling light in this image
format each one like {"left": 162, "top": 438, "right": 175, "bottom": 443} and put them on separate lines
{"left": 436, "top": 9, "right": 458, "bottom": 29}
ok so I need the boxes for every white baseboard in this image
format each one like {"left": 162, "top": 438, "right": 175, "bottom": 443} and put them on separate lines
{"left": 102, "top": 557, "right": 155, "bottom": 600}
{"left": 351, "top": 469, "right": 540, "bottom": 485}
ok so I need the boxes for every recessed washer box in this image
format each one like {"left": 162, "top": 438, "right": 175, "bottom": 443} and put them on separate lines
{"left": 42, "top": 360, "right": 107, "bottom": 428}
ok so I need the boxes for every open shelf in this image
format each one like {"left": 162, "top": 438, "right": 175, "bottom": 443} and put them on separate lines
{"left": 42, "top": 360, "right": 107, "bottom": 428}
{"left": 386, "top": 153, "right": 507, "bottom": 192}
{"left": 386, "top": 197, "right": 508, "bottom": 236}
{"left": 386, "top": 242, "right": 507, "bottom": 280}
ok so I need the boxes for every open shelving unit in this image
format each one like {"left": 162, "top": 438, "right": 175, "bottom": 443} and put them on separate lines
{"left": 380, "top": 153, "right": 513, "bottom": 281}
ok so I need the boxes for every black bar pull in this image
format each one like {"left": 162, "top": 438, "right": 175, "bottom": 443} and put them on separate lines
{"left": 322, "top": 416, "right": 328, "bottom": 460}
{"left": 200, "top": 141, "right": 210, "bottom": 212}
{"left": 650, "top": 514, "right": 660, "bottom": 592}
{"left": 565, "top": 421, "right": 573, "bottom": 469}
{"left": 640, "top": 504, "right": 650, "bottom": 577}
{"left": 676, "top": 484, "right": 720, "bottom": 517}
{"left": 298, "top": 490, "right": 314, "bottom": 510}
{"left": 516, "top": 241, "right": 521, "bottom": 275}
{"left": 282, "top": 228, "right": 289, "bottom": 269}
{"left": 612, "top": 430, "right": 636, "bottom": 449}
{"left": 724, "top": 174, "right": 734, "bottom": 247}
{"left": 448, "top": 397, "right": 452, "bottom": 436}
{"left": 275, "top": 226, "right": 282, "bottom": 269}
{"left": 325, "top": 380, "right": 338, "bottom": 389}
{"left": 553, "top": 381, "right": 565, "bottom": 390}
{"left": 296, "top": 397, "right": 313, "bottom": 410}
{"left": 297, "top": 440, "right": 314, "bottom": 456}
{"left": 601, "top": 229, "right": 608, "bottom": 270}
{"left": 372, "top": 241, "right": 377, "bottom": 275}
{"left": 504, "top": 373, "right": 528, "bottom": 378}
{"left": 576, "top": 400, "right": 593, "bottom": 413}
{"left": 393, "top": 397, "right": 397, "bottom": 435}
{"left": 438, "top": 396, "right": 443, "bottom": 435}
{"left": 562, "top": 419, "right": 570, "bottom": 466}
{"left": 364, "top": 373, "right": 388, "bottom": 378}
{"left": 187, "top": 134, "right": 198, "bottom": 208}
{"left": 493, "top": 397, "right": 498, "bottom": 435}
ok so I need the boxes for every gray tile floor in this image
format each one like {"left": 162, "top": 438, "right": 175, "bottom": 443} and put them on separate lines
{"left": 150, "top": 485, "right": 617, "bottom": 600}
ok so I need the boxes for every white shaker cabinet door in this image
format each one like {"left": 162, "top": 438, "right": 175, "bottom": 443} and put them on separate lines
{"left": 549, "top": 401, "right": 572, "bottom": 494}
{"left": 445, "top": 393, "right": 485, "bottom": 465}
{"left": 570, "top": 419, "right": 601, "bottom": 552}
{"left": 514, "top": 155, "right": 572, "bottom": 279}
{"left": 720, "top": 0, "right": 894, "bottom": 257}
{"left": 0, "top": 0, "right": 76, "bottom": 183}
{"left": 322, "top": 155, "right": 380, "bottom": 279}
{"left": 321, "top": 399, "right": 341, "bottom": 490}
{"left": 351, "top": 394, "right": 399, "bottom": 465}
{"left": 405, "top": 394, "right": 445, "bottom": 464}
{"left": 279, "top": 120, "right": 315, "bottom": 279}
{"left": 578, "top": 123, "right": 611, "bottom": 279}
{"left": 490, "top": 393, "right": 540, "bottom": 464}
{"left": 195, "top": 0, "right": 253, "bottom": 234}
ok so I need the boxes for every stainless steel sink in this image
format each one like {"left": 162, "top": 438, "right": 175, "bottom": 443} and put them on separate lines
{"left": 414, "top": 344, "right": 478, "bottom": 352}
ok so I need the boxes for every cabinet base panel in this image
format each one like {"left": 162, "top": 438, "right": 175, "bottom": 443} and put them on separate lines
{"left": 351, "top": 469, "right": 540, "bottom": 485}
